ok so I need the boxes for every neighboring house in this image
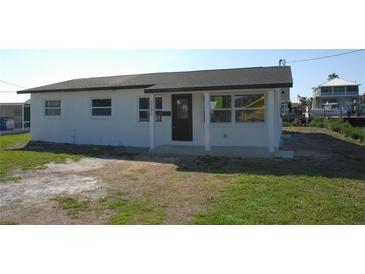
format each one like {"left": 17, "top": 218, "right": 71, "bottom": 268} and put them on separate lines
{"left": 0, "top": 91, "right": 31, "bottom": 131}
{"left": 312, "top": 78, "right": 360, "bottom": 111}
{"left": 17, "top": 66, "right": 293, "bottom": 154}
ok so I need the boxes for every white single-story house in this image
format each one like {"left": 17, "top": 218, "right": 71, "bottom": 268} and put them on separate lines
{"left": 18, "top": 66, "right": 293, "bottom": 155}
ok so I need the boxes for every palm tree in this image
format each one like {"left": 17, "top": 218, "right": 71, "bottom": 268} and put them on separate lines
{"left": 328, "top": 73, "right": 339, "bottom": 80}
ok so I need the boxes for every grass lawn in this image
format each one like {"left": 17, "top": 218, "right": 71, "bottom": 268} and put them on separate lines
{"left": 54, "top": 195, "right": 90, "bottom": 218}
{"left": 97, "top": 191, "right": 167, "bottom": 225}
{"left": 192, "top": 128, "right": 365, "bottom": 224}
{"left": 0, "top": 133, "right": 81, "bottom": 182}
{"left": 195, "top": 171, "right": 364, "bottom": 225}
{"left": 1, "top": 130, "right": 364, "bottom": 224}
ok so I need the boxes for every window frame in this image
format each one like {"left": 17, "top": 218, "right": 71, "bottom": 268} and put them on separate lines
{"left": 333, "top": 86, "right": 346, "bottom": 94}
{"left": 44, "top": 99, "right": 62, "bottom": 118}
{"left": 209, "top": 95, "right": 233, "bottom": 123}
{"left": 137, "top": 96, "right": 163, "bottom": 123}
{"left": 321, "top": 87, "right": 332, "bottom": 95}
{"left": 346, "top": 85, "right": 359, "bottom": 93}
{"left": 203, "top": 92, "right": 266, "bottom": 125}
{"left": 90, "top": 97, "right": 112, "bottom": 119}
{"left": 154, "top": 97, "right": 163, "bottom": 122}
{"left": 234, "top": 94, "right": 265, "bottom": 123}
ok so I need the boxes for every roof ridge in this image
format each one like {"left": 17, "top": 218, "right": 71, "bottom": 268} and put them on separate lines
{"left": 18, "top": 66, "right": 293, "bottom": 94}
{"left": 314, "top": 77, "right": 359, "bottom": 88}
{"left": 66, "top": 66, "right": 289, "bottom": 81}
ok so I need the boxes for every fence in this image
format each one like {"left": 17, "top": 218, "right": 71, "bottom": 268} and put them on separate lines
{"left": 310, "top": 109, "right": 345, "bottom": 118}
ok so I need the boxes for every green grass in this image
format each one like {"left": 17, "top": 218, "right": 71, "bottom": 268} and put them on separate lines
{"left": 0, "top": 133, "right": 81, "bottom": 182}
{"left": 195, "top": 164, "right": 365, "bottom": 225}
{"left": 55, "top": 195, "right": 90, "bottom": 218}
{"left": 98, "top": 191, "right": 167, "bottom": 225}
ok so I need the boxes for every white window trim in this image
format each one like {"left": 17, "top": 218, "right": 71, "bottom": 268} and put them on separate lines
{"left": 90, "top": 97, "right": 112, "bottom": 119}
{"left": 44, "top": 99, "right": 62, "bottom": 119}
{"left": 137, "top": 96, "right": 163, "bottom": 124}
{"left": 155, "top": 97, "right": 163, "bottom": 122}
{"left": 203, "top": 93, "right": 266, "bottom": 125}
{"left": 234, "top": 94, "right": 265, "bottom": 123}
{"left": 209, "top": 94, "right": 233, "bottom": 123}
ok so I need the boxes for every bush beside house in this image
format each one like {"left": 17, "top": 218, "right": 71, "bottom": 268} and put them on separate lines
{"left": 309, "top": 118, "right": 365, "bottom": 143}
{"left": 284, "top": 117, "right": 364, "bottom": 143}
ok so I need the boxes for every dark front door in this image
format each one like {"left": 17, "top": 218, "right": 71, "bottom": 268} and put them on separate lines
{"left": 172, "top": 94, "right": 192, "bottom": 141}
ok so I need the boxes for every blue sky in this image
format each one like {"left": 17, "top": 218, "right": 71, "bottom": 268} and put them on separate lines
{"left": 1, "top": 49, "right": 364, "bottom": 101}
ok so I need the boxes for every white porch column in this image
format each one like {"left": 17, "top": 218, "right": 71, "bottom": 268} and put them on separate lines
{"left": 21, "top": 104, "right": 25, "bottom": 129}
{"left": 267, "top": 91, "right": 275, "bottom": 153}
{"left": 204, "top": 92, "right": 211, "bottom": 151}
{"left": 275, "top": 89, "right": 282, "bottom": 147}
{"left": 149, "top": 94, "right": 155, "bottom": 149}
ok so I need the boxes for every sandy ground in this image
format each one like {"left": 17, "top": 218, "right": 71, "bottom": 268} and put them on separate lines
{"left": 0, "top": 158, "right": 110, "bottom": 224}
{"left": 0, "top": 155, "right": 226, "bottom": 224}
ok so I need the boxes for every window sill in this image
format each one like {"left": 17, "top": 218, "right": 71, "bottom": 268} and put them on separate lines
{"left": 90, "top": 116, "right": 112, "bottom": 120}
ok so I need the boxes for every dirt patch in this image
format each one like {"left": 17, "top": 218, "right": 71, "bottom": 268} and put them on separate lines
{"left": 0, "top": 155, "right": 229, "bottom": 224}
{"left": 282, "top": 127, "right": 365, "bottom": 162}
{"left": 1, "top": 158, "right": 107, "bottom": 204}
{"left": 0, "top": 158, "right": 109, "bottom": 224}
{"left": 82, "top": 156, "right": 229, "bottom": 224}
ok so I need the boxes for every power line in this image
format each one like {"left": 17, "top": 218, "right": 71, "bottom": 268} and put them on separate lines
{"left": 0, "top": 79, "right": 27, "bottom": 89}
{"left": 279, "top": 49, "right": 365, "bottom": 66}
{"left": 287, "top": 49, "right": 364, "bottom": 63}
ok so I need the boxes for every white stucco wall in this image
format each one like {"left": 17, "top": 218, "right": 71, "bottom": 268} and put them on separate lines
{"left": 30, "top": 88, "right": 283, "bottom": 149}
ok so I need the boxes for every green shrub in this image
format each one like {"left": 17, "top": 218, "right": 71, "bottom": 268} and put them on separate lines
{"left": 309, "top": 118, "right": 365, "bottom": 144}
{"left": 329, "top": 121, "right": 343, "bottom": 133}
{"left": 309, "top": 117, "right": 325, "bottom": 128}
{"left": 283, "top": 118, "right": 302, "bottom": 127}
{"left": 349, "top": 127, "right": 365, "bottom": 142}
{"left": 342, "top": 125, "right": 354, "bottom": 137}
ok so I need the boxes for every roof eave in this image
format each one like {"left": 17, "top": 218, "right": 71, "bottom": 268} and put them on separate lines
{"left": 144, "top": 83, "right": 293, "bottom": 93}
{"left": 17, "top": 84, "right": 154, "bottom": 94}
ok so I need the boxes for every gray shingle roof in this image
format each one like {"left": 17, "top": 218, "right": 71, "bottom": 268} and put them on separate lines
{"left": 17, "top": 66, "right": 293, "bottom": 94}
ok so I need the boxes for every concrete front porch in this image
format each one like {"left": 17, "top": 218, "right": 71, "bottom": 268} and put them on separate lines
{"left": 150, "top": 145, "right": 294, "bottom": 158}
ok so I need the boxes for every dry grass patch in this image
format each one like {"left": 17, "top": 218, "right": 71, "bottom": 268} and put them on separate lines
{"left": 54, "top": 195, "right": 90, "bottom": 218}
{"left": 84, "top": 157, "right": 230, "bottom": 224}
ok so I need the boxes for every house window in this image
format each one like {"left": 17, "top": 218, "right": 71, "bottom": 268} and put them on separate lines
{"left": 333, "top": 86, "right": 345, "bottom": 94}
{"left": 321, "top": 87, "right": 332, "bottom": 94}
{"left": 210, "top": 95, "right": 232, "bottom": 123}
{"left": 155, "top": 97, "right": 163, "bottom": 122}
{"left": 91, "top": 98, "right": 112, "bottom": 116}
{"left": 234, "top": 94, "right": 265, "bottom": 122}
{"left": 347, "top": 86, "right": 358, "bottom": 92}
{"left": 138, "top": 97, "right": 163, "bottom": 122}
{"left": 204, "top": 94, "right": 265, "bottom": 123}
{"left": 45, "top": 100, "right": 61, "bottom": 116}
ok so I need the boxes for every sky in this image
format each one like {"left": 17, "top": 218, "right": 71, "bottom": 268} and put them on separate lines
{"left": 0, "top": 49, "right": 364, "bottom": 101}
